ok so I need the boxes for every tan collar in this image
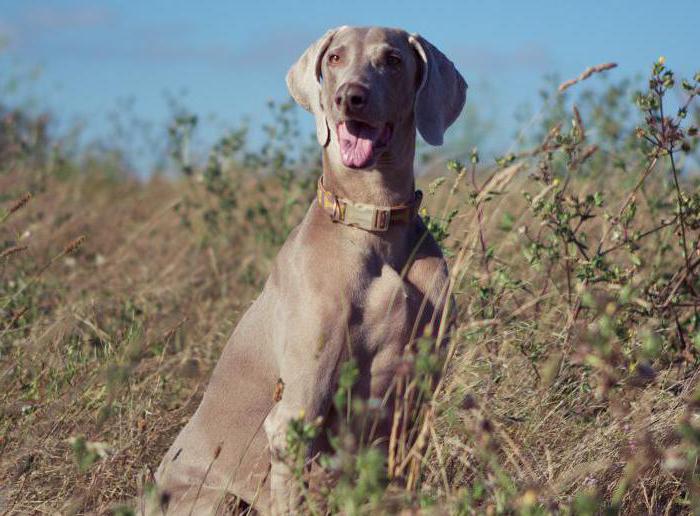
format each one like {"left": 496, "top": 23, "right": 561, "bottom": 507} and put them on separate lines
{"left": 317, "top": 177, "right": 423, "bottom": 232}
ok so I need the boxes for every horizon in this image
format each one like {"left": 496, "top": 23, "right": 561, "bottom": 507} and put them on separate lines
{"left": 1, "top": 0, "right": 698, "bottom": 173}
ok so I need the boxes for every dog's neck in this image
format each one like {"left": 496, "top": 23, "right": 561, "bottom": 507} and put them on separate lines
{"left": 321, "top": 123, "right": 417, "bottom": 208}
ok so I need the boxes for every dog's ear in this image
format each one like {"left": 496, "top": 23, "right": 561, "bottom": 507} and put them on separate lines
{"left": 409, "top": 34, "right": 467, "bottom": 146}
{"left": 287, "top": 26, "right": 346, "bottom": 146}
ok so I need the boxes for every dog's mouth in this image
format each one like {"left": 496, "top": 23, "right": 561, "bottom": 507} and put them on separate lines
{"left": 336, "top": 120, "right": 393, "bottom": 169}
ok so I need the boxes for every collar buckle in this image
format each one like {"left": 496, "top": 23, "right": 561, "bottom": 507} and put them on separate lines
{"left": 317, "top": 176, "right": 419, "bottom": 232}
{"left": 374, "top": 208, "right": 391, "bottom": 231}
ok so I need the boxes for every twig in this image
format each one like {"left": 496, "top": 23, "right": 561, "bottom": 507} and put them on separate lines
{"left": 559, "top": 62, "right": 618, "bottom": 92}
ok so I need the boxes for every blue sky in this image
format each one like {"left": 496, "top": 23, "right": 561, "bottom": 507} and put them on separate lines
{"left": 1, "top": 0, "right": 698, "bottom": 171}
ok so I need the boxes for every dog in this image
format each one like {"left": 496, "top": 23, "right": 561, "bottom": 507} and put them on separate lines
{"left": 153, "top": 25, "right": 466, "bottom": 515}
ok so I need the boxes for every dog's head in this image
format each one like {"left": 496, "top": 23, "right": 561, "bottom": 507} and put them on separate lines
{"left": 287, "top": 26, "right": 467, "bottom": 170}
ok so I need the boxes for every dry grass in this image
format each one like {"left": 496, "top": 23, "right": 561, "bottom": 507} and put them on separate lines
{"left": 0, "top": 168, "right": 269, "bottom": 513}
{"left": 1, "top": 62, "right": 700, "bottom": 515}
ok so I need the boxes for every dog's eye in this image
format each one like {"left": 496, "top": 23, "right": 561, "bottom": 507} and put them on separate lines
{"left": 386, "top": 54, "right": 402, "bottom": 66}
{"left": 328, "top": 54, "right": 341, "bottom": 65}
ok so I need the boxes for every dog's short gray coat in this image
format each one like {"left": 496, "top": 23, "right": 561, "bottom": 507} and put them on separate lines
{"left": 154, "top": 26, "right": 466, "bottom": 515}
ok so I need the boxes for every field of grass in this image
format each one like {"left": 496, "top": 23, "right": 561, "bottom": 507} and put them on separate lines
{"left": 1, "top": 60, "right": 700, "bottom": 514}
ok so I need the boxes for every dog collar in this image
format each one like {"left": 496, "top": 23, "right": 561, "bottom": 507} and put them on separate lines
{"left": 317, "top": 176, "right": 423, "bottom": 232}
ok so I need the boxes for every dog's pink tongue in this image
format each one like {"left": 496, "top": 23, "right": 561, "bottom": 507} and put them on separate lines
{"left": 338, "top": 122, "right": 378, "bottom": 168}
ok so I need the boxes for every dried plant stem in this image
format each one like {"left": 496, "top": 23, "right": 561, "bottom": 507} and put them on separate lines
{"left": 0, "top": 245, "right": 28, "bottom": 261}
{"left": 669, "top": 150, "right": 691, "bottom": 271}
{"left": 0, "top": 192, "right": 32, "bottom": 224}
{"left": 558, "top": 62, "right": 618, "bottom": 92}
{"left": 1, "top": 235, "right": 85, "bottom": 311}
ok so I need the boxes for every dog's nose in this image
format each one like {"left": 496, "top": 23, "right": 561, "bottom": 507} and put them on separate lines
{"left": 334, "top": 83, "right": 369, "bottom": 112}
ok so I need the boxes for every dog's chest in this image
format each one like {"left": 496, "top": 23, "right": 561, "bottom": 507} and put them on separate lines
{"left": 354, "top": 263, "right": 422, "bottom": 352}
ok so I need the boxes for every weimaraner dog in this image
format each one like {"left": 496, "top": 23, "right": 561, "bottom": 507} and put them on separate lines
{"left": 153, "top": 26, "right": 466, "bottom": 514}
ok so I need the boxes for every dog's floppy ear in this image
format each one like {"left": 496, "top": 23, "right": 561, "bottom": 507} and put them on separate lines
{"left": 409, "top": 34, "right": 467, "bottom": 146}
{"left": 287, "top": 26, "right": 346, "bottom": 146}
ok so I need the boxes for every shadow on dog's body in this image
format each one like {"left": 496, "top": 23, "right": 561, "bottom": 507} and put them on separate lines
{"left": 154, "top": 26, "right": 466, "bottom": 515}
{"left": 156, "top": 207, "right": 448, "bottom": 514}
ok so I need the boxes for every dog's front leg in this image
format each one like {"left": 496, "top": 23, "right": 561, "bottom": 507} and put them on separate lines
{"left": 264, "top": 403, "right": 311, "bottom": 515}
{"left": 263, "top": 327, "right": 342, "bottom": 515}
